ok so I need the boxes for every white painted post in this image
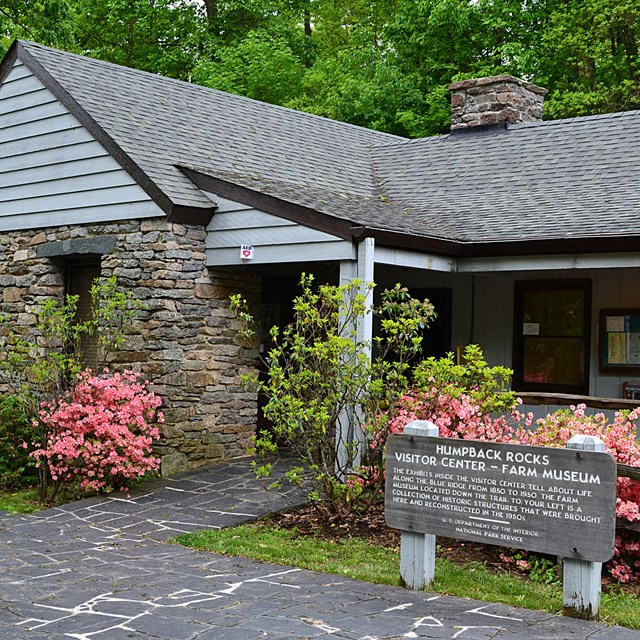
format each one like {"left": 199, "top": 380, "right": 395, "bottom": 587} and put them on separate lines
{"left": 336, "top": 239, "right": 375, "bottom": 475}
{"left": 563, "top": 434, "right": 606, "bottom": 620}
{"left": 400, "top": 420, "right": 438, "bottom": 590}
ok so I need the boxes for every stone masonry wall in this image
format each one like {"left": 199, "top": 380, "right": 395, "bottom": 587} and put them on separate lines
{"left": 448, "top": 75, "right": 548, "bottom": 130}
{"left": 0, "top": 218, "right": 262, "bottom": 475}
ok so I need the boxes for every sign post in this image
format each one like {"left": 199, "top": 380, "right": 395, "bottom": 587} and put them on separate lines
{"left": 563, "top": 435, "right": 607, "bottom": 620}
{"left": 385, "top": 426, "right": 617, "bottom": 618}
{"left": 399, "top": 420, "right": 438, "bottom": 590}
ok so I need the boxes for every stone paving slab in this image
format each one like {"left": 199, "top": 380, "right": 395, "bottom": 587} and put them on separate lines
{"left": 1, "top": 456, "right": 639, "bottom": 639}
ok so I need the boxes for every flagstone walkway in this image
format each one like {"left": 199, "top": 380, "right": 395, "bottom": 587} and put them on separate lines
{"left": 1, "top": 457, "right": 638, "bottom": 639}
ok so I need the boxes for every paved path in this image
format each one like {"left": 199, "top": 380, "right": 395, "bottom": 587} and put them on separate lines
{"left": 1, "top": 457, "right": 639, "bottom": 639}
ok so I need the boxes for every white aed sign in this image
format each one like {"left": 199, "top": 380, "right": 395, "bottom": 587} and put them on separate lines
{"left": 240, "top": 245, "right": 254, "bottom": 260}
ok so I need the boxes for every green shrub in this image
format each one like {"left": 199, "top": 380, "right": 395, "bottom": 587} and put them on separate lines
{"left": 0, "top": 395, "right": 39, "bottom": 489}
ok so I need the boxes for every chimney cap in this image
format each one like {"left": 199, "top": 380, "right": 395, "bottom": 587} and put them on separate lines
{"left": 448, "top": 74, "right": 548, "bottom": 97}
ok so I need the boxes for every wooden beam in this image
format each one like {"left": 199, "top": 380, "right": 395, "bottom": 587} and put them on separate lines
{"left": 617, "top": 463, "right": 640, "bottom": 482}
{"left": 374, "top": 246, "right": 456, "bottom": 272}
{"left": 459, "top": 253, "right": 640, "bottom": 273}
{"left": 517, "top": 392, "right": 640, "bottom": 411}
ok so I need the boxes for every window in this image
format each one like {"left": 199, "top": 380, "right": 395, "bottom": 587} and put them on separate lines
{"left": 513, "top": 280, "right": 591, "bottom": 395}
{"left": 66, "top": 260, "right": 101, "bottom": 370}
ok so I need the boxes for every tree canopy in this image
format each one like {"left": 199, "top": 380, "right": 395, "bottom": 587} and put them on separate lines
{"left": 2, "top": 0, "right": 639, "bottom": 137}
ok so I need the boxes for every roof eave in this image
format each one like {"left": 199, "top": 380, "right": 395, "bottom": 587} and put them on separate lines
{"left": 179, "top": 167, "right": 356, "bottom": 240}
{"left": 368, "top": 228, "right": 640, "bottom": 258}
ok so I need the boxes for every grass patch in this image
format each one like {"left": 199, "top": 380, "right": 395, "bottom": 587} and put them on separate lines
{"left": 0, "top": 487, "right": 41, "bottom": 514}
{"left": 601, "top": 589, "right": 640, "bottom": 629}
{"left": 174, "top": 523, "right": 640, "bottom": 629}
{"left": 177, "top": 524, "right": 400, "bottom": 585}
{"left": 175, "top": 524, "right": 562, "bottom": 612}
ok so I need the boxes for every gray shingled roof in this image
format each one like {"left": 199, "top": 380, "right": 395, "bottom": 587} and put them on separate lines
{"left": 18, "top": 41, "right": 398, "bottom": 209}
{"left": 14, "top": 41, "right": 640, "bottom": 249}
{"left": 371, "top": 112, "right": 640, "bottom": 243}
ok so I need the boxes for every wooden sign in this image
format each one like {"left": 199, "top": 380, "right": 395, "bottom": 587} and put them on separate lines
{"left": 385, "top": 435, "right": 617, "bottom": 562}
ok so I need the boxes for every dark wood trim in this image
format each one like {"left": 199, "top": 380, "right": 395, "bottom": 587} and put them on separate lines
{"left": 617, "top": 519, "right": 640, "bottom": 534}
{"left": 458, "top": 235, "right": 640, "bottom": 258}
{"left": 179, "top": 167, "right": 355, "bottom": 240}
{"left": 16, "top": 42, "right": 175, "bottom": 217}
{"left": 618, "top": 464, "right": 640, "bottom": 482}
{"left": 167, "top": 204, "right": 216, "bottom": 225}
{"left": 0, "top": 40, "right": 20, "bottom": 85}
{"left": 367, "top": 227, "right": 467, "bottom": 256}
{"left": 517, "top": 392, "right": 640, "bottom": 411}
{"left": 361, "top": 227, "right": 640, "bottom": 260}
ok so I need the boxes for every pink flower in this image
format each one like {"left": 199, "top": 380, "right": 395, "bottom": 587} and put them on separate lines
{"left": 31, "top": 368, "right": 162, "bottom": 493}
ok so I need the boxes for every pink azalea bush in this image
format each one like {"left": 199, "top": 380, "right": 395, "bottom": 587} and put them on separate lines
{"left": 516, "top": 404, "right": 640, "bottom": 582}
{"left": 377, "top": 387, "right": 530, "bottom": 446}
{"left": 32, "top": 370, "right": 163, "bottom": 495}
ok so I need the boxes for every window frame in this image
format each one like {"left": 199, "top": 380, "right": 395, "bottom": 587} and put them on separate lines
{"left": 65, "top": 258, "right": 102, "bottom": 371}
{"left": 512, "top": 279, "right": 592, "bottom": 395}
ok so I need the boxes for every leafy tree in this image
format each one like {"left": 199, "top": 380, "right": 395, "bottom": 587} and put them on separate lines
{"left": 71, "top": 0, "right": 204, "bottom": 79}
{"left": 230, "top": 275, "right": 435, "bottom": 514}
{"left": 193, "top": 30, "right": 306, "bottom": 104}
{"left": 537, "top": 0, "right": 640, "bottom": 117}
{"left": 0, "top": 0, "right": 75, "bottom": 56}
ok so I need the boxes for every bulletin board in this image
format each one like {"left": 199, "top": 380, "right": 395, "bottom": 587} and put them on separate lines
{"left": 600, "top": 309, "right": 640, "bottom": 373}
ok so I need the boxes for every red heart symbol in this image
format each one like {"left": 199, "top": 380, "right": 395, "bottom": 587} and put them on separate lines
{"left": 242, "top": 249, "right": 251, "bottom": 257}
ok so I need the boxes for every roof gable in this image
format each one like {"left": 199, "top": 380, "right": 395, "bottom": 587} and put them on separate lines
{"left": 0, "top": 56, "right": 163, "bottom": 231}
{"left": 13, "top": 40, "right": 399, "bottom": 226}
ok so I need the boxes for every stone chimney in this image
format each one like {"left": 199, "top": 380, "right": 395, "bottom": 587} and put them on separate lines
{"left": 448, "top": 75, "right": 548, "bottom": 131}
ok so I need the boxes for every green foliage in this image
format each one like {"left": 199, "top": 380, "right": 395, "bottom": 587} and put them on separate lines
{"left": 7, "top": 0, "right": 640, "bottom": 133}
{"left": 0, "top": 395, "right": 39, "bottom": 489}
{"left": 193, "top": 30, "right": 306, "bottom": 105}
{"left": 71, "top": 0, "right": 204, "bottom": 79}
{"left": 499, "top": 548, "right": 560, "bottom": 586}
{"left": 0, "top": 294, "right": 85, "bottom": 414}
{"left": 0, "top": 0, "right": 75, "bottom": 56}
{"left": 90, "top": 276, "right": 144, "bottom": 366}
{"left": 413, "top": 344, "right": 516, "bottom": 415}
{"left": 230, "top": 275, "right": 435, "bottom": 514}
{"left": 0, "top": 276, "right": 142, "bottom": 411}
{"left": 0, "top": 486, "right": 41, "bottom": 514}
{"left": 0, "top": 276, "right": 144, "bottom": 501}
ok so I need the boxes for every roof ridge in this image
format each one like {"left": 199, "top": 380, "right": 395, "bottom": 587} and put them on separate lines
{"left": 370, "top": 107, "right": 640, "bottom": 152}
{"left": 18, "top": 40, "right": 401, "bottom": 143}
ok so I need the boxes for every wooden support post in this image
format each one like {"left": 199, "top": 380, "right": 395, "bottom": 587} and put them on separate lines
{"left": 563, "top": 434, "right": 605, "bottom": 620}
{"left": 399, "top": 420, "right": 438, "bottom": 590}
{"left": 336, "top": 241, "right": 375, "bottom": 475}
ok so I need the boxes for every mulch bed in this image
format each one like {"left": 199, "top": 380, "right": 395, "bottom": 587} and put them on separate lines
{"left": 268, "top": 503, "right": 640, "bottom": 597}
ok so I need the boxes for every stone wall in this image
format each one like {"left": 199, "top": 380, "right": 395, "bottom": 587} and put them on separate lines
{"left": 0, "top": 217, "right": 262, "bottom": 475}
{"left": 448, "top": 75, "right": 547, "bottom": 130}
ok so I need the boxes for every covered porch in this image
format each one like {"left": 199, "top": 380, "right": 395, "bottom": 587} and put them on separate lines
{"left": 204, "top": 195, "right": 640, "bottom": 421}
